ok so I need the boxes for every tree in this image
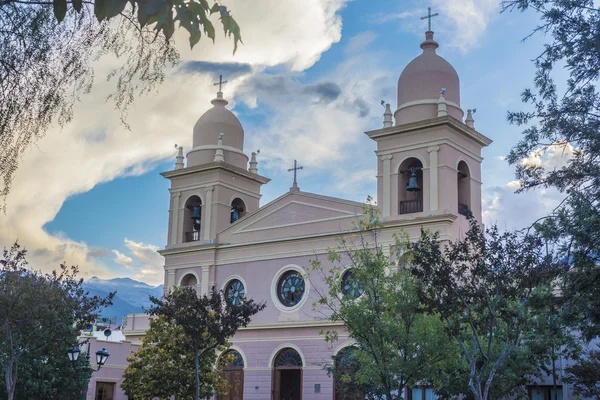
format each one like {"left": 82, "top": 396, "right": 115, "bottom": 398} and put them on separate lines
{"left": 147, "top": 286, "right": 265, "bottom": 400}
{"left": 0, "top": 242, "right": 113, "bottom": 400}
{"left": 502, "top": 0, "right": 600, "bottom": 339}
{"left": 122, "top": 314, "right": 229, "bottom": 400}
{"left": 0, "top": 1, "right": 240, "bottom": 209}
{"left": 409, "top": 216, "right": 559, "bottom": 400}
{"left": 311, "top": 210, "right": 453, "bottom": 400}
{"left": 565, "top": 345, "right": 600, "bottom": 400}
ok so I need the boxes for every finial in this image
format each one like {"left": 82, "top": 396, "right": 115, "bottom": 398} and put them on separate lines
{"left": 420, "top": 7, "right": 439, "bottom": 32}
{"left": 211, "top": 75, "right": 229, "bottom": 106}
{"left": 175, "top": 145, "right": 184, "bottom": 170}
{"left": 287, "top": 159, "right": 303, "bottom": 192}
{"left": 383, "top": 103, "right": 393, "bottom": 128}
{"left": 213, "top": 133, "right": 225, "bottom": 162}
{"left": 437, "top": 88, "right": 448, "bottom": 117}
{"left": 465, "top": 109, "right": 475, "bottom": 128}
{"left": 249, "top": 150, "right": 259, "bottom": 174}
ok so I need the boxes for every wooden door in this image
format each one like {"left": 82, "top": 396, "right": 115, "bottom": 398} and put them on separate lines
{"left": 220, "top": 369, "right": 244, "bottom": 400}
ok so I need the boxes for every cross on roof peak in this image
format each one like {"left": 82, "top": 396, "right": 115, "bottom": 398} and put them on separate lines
{"left": 287, "top": 160, "right": 304, "bottom": 192}
{"left": 420, "top": 7, "right": 439, "bottom": 31}
{"left": 213, "top": 74, "right": 228, "bottom": 92}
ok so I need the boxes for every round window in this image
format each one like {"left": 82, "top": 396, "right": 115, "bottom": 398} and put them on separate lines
{"left": 277, "top": 271, "right": 305, "bottom": 307}
{"left": 341, "top": 269, "right": 364, "bottom": 298}
{"left": 225, "top": 279, "right": 245, "bottom": 306}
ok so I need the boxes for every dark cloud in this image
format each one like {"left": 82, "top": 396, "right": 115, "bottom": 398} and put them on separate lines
{"left": 86, "top": 247, "right": 112, "bottom": 261}
{"left": 352, "top": 97, "right": 370, "bottom": 118}
{"left": 33, "top": 248, "right": 52, "bottom": 258}
{"left": 303, "top": 82, "right": 342, "bottom": 103}
{"left": 247, "top": 75, "right": 289, "bottom": 94}
{"left": 178, "top": 61, "right": 252, "bottom": 80}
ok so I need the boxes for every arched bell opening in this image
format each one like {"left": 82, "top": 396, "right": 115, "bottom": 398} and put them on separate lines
{"left": 457, "top": 161, "right": 471, "bottom": 216}
{"left": 398, "top": 158, "right": 424, "bottom": 215}
{"left": 183, "top": 196, "right": 202, "bottom": 242}
{"left": 334, "top": 346, "right": 364, "bottom": 400}
{"left": 230, "top": 198, "right": 246, "bottom": 223}
{"left": 272, "top": 348, "right": 303, "bottom": 400}
{"left": 218, "top": 350, "right": 245, "bottom": 400}
{"left": 180, "top": 273, "right": 198, "bottom": 287}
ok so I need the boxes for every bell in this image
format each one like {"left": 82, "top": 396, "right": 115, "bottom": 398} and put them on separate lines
{"left": 191, "top": 207, "right": 201, "bottom": 220}
{"left": 406, "top": 169, "right": 421, "bottom": 192}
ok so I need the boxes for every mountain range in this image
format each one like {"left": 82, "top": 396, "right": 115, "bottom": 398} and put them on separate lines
{"left": 83, "top": 276, "right": 164, "bottom": 324}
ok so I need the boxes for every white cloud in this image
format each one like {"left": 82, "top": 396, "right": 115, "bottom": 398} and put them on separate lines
{"left": 112, "top": 250, "right": 134, "bottom": 267}
{"left": 344, "top": 31, "right": 379, "bottom": 55}
{"left": 520, "top": 142, "right": 574, "bottom": 170}
{"left": 112, "top": 239, "right": 164, "bottom": 285}
{"left": 0, "top": 0, "right": 349, "bottom": 283}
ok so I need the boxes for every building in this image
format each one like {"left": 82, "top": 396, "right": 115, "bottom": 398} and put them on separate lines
{"left": 84, "top": 29, "right": 569, "bottom": 400}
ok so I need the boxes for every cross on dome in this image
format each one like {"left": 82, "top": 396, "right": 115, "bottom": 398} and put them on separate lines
{"left": 213, "top": 74, "right": 228, "bottom": 92}
{"left": 420, "top": 7, "right": 439, "bottom": 31}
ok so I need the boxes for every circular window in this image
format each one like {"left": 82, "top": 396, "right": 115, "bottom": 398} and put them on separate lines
{"left": 277, "top": 271, "right": 305, "bottom": 307}
{"left": 341, "top": 269, "right": 364, "bottom": 298}
{"left": 225, "top": 279, "right": 245, "bottom": 306}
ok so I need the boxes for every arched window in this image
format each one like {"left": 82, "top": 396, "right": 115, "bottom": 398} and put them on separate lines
{"left": 180, "top": 273, "right": 197, "bottom": 287}
{"left": 341, "top": 269, "right": 364, "bottom": 298}
{"left": 457, "top": 161, "right": 471, "bottom": 216}
{"left": 230, "top": 198, "right": 246, "bottom": 223}
{"left": 222, "top": 350, "right": 244, "bottom": 369}
{"left": 183, "top": 196, "right": 202, "bottom": 242}
{"left": 398, "top": 158, "right": 424, "bottom": 215}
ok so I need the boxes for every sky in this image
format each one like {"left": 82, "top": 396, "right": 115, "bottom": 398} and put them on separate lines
{"left": 1, "top": 0, "right": 570, "bottom": 286}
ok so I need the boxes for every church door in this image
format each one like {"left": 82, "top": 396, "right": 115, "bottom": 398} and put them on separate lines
{"left": 219, "top": 350, "right": 244, "bottom": 400}
{"left": 272, "top": 348, "right": 303, "bottom": 400}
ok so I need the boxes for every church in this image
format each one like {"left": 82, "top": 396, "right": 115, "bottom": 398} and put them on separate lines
{"left": 84, "top": 27, "right": 562, "bottom": 400}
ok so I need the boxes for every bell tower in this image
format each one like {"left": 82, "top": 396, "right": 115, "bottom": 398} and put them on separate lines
{"left": 162, "top": 89, "right": 270, "bottom": 248}
{"left": 367, "top": 31, "right": 492, "bottom": 226}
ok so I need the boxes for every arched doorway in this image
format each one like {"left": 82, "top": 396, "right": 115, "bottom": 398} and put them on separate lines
{"left": 334, "top": 346, "right": 364, "bottom": 400}
{"left": 272, "top": 348, "right": 302, "bottom": 400}
{"left": 219, "top": 350, "right": 244, "bottom": 400}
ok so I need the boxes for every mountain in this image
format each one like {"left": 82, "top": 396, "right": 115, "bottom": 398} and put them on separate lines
{"left": 83, "top": 277, "right": 164, "bottom": 323}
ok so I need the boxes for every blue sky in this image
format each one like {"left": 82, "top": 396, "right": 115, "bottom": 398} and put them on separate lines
{"left": 2, "top": 0, "right": 565, "bottom": 285}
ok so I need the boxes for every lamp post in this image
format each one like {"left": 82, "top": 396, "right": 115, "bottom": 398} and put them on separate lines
{"left": 67, "top": 344, "right": 110, "bottom": 400}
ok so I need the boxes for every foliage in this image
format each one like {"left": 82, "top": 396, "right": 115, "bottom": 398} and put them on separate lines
{"left": 565, "top": 345, "right": 600, "bottom": 400}
{"left": 0, "top": 351, "right": 93, "bottom": 400}
{"left": 0, "top": 0, "right": 240, "bottom": 208}
{"left": 0, "top": 242, "right": 113, "bottom": 400}
{"left": 311, "top": 208, "right": 453, "bottom": 400}
{"left": 410, "top": 216, "right": 559, "bottom": 400}
{"left": 122, "top": 314, "right": 229, "bottom": 400}
{"left": 147, "top": 286, "right": 265, "bottom": 400}
{"left": 502, "top": 0, "right": 600, "bottom": 340}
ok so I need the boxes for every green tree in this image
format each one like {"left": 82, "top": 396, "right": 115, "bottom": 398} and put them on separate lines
{"left": 147, "top": 286, "right": 265, "bottom": 400}
{"left": 0, "top": 242, "right": 113, "bottom": 400}
{"left": 122, "top": 314, "right": 229, "bottom": 400}
{"left": 565, "top": 345, "right": 600, "bottom": 400}
{"left": 311, "top": 211, "right": 453, "bottom": 400}
{"left": 0, "top": 1, "right": 240, "bottom": 208}
{"left": 410, "top": 216, "right": 560, "bottom": 400}
{"left": 502, "top": 0, "right": 600, "bottom": 340}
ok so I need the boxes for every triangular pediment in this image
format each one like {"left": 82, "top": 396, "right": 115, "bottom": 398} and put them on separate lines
{"left": 217, "top": 191, "right": 364, "bottom": 244}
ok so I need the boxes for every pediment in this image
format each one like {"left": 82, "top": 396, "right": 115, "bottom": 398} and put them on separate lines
{"left": 217, "top": 192, "right": 364, "bottom": 243}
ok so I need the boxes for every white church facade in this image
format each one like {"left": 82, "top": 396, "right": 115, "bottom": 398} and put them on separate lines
{"left": 83, "top": 29, "right": 575, "bottom": 400}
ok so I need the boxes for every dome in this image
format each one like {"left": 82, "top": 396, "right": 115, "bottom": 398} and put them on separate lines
{"left": 187, "top": 92, "right": 249, "bottom": 169}
{"left": 395, "top": 31, "right": 463, "bottom": 125}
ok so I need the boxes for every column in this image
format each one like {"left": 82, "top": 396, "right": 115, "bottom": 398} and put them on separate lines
{"left": 201, "top": 265, "right": 210, "bottom": 296}
{"left": 428, "top": 146, "right": 440, "bottom": 211}
{"left": 381, "top": 154, "right": 393, "bottom": 216}
{"left": 170, "top": 192, "right": 181, "bottom": 245}
{"left": 203, "top": 186, "right": 214, "bottom": 241}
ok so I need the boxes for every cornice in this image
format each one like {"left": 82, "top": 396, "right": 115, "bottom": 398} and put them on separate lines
{"left": 161, "top": 162, "right": 271, "bottom": 184}
{"left": 365, "top": 115, "right": 493, "bottom": 147}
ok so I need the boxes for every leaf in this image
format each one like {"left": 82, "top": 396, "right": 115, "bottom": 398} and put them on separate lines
{"left": 53, "top": 0, "right": 68, "bottom": 22}
{"left": 94, "top": 0, "right": 106, "bottom": 21}
{"left": 72, "top": 0, "right": 82, "bottom": 13}
{"left": 105, "top": 0, "right": 129, "bottom": 19}
{"left": 136, "top": 0, "right": 163, "bottom": 27}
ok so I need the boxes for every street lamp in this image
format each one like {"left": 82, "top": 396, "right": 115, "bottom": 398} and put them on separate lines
{"left": 67, "top": 345, "right": 110, "bottom": 371}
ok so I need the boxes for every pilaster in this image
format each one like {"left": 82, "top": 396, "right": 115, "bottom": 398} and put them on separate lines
{"left": 201, "top": 265, "right": 210, "bottom": 295}
{"left": 381, "top": 154, "right": 393, "bottom": 216}
{"left": 427, "top": 146, "right": 440, "bottom": 212}
{"left": 169, "top": 192, "right": 181, "bottom": 245}
{"left": 203, "top": 186, "right": 214, "bottom": 241}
